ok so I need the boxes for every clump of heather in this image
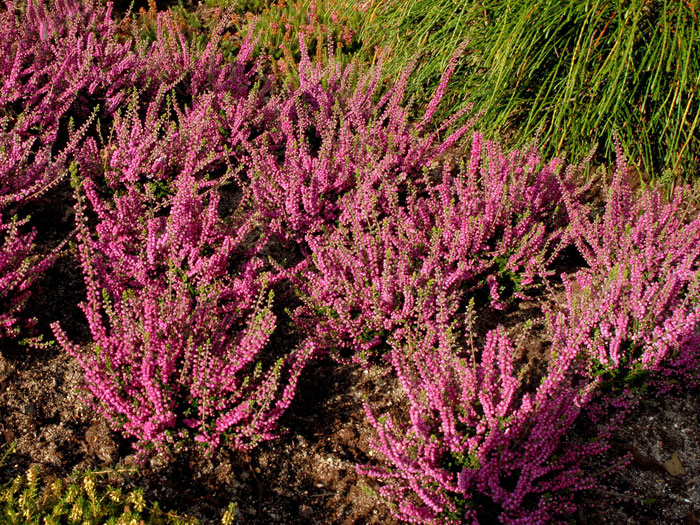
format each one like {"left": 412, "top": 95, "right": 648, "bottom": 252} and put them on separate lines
{"left": 139, "top": 6, "right": 270, "bottom": 104}
{"left": 358, "top": 323, "right": 605, "bottom": 523}
{"left": 1, "top": 0, "right": 270, "bottom": 197}
{"left": 81, "top": 83, "right": 264, "bottom": 198}
{"left": 1, "top": 0, "right": 271, "bottom": 348}
{"left": 555, "top": 147, "right": 700, "bottom": 386}
{"left": 294, "top": 134, "right": 567, "bottom": 364}
{"left": 51, "top": 170, "right": 310, "bottom": 455}
{"left": 0, "top": 0, "right": 105, "bottom": 205}
{"left": 0, "top": 51, "right": 93, "bottom": 345}
{"left": 243, "top": 37, "right": 473, "bottom": 244}
{"left": 0, "top": 214, "right": 53, "bottom": 342}
{"left": 72, "top": 12, "right": 275, "bottom": 199}
{"left": 0, "top": 0, "right": 140, "bottom": 136}
{"left": 0, "top": 0, "right": 261, "bottom": 118}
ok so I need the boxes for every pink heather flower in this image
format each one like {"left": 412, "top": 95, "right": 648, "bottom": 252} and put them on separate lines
{"left": 52, "top": 169, "right": 310, "bottom": 456}
{"left": 554, "top": 145, "right": 700, "bottom": 384}
{"left": 358, "top": 323, "right": 604, "bottom": 523}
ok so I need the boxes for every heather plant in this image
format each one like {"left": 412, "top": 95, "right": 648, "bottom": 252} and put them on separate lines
{"left": 356, "top": 0, "right": 700, "bottom": 178}
{"left": 137, "top": 6, "right": 270, "bottom": 104}
{"left": 1, "top": 0, "right": 277, "bottom": 337}
{"left": 0, "top": 0, "right": 148, "bottom": 130}
{"left": 0, "top": 214, "right": 54, "bottom": 343}
{"left": 0, "top": 0, "right": 112, "bottom": 205}
{"left": 357, "top": 323, "right": 606, "bottom": 523}
{"left": 1, "top": 0, "right": 268, "bottom": 158}
{"left": 82, "top": 78, "right": 267, "bottom": 200}
{"left": 80, "top": 6, "right": 278, "bottom": 201}
{"left": 244, "top": 37, "right": 473, "bottom": 246}
{"left": 552, "top": 148, "right": 700, "bottom": 386}
{"left": 0, "top": 0, "right": 147, "bottom": 342}
{"left": 0, "top": 42, "right": 96, "bottom": 345}
{"left": 294, "top": 133, "right": 568, "bottom": 364}
{"left": 154, "top": 0, "right": 365, "bottom": 83}
{"left": 51, "top": 168, "right": 310, "bottom": 456}
{"left": 0, "top": 0, "right": 132, "bottom": 346}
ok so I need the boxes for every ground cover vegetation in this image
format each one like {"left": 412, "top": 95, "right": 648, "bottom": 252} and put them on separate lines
{"left": 352, "top": 0, "right": 700, "bottom": 182}
{"left": 1, "top": 0, "right": 699, "bottom": 523}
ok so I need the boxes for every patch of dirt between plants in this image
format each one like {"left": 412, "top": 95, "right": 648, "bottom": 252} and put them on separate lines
{"left": 578, "top": 393, "right": 700, "bottom": 525}
{"left": 0, "top": 342, "right": 408, "bottom": 524}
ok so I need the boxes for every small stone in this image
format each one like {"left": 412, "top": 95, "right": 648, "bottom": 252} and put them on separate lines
{"left": 663, "top": 451, "right": 687, "bottom": 477}
{"left": 0, "top": 352, "right": 15, "bottom": 383}
{"left": 85, "top": 422, "right": 118, "bottom": 463}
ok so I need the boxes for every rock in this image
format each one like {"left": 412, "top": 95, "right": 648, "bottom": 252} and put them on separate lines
{"left": 85, "top": 421, "right": 118, "bottom": 463}
{"left": 0, "top": 352, "right": 15, "bottom": 384}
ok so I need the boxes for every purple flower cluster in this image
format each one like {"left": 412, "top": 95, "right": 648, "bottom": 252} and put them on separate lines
{"left": 52, "top": 170, "right": 310, "bottom": 454}
{"left": 0, "top": 214, "right": 53, "bottom": 340}
{"left": 0, "top": 0, "right": 267, "bottom": 342}
{"left": 358, "top": 324, "right": 604, "bottom": 523}
{"left": 293, "top": 134, "right": 566, "bottom": 364}
{"left": 0, "top": 0, "right": 299, "bottom": 453}
{"left": 552, "top": 146, "right": 700, "bottom": 384}
{"left": 243, "top": 38, "right": 473, "bottom": 244}
{"left": 0, "top": 0, "right": 110, "bottom": 342}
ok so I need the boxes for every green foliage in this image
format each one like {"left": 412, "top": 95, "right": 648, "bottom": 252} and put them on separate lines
{"left": 0, "top": 462, "right": 197, "bottom": 524}
{"left": 588, "top": 341, "right": 650, "bottom": 396}
{"left": 0, "top": 442, "right": 240, "bottom": 524}
{"left": 356, "top": 0, "right": 700, "bottom": 181}
{"left": 491, "top": 252, "right": 525, "bottom": 299}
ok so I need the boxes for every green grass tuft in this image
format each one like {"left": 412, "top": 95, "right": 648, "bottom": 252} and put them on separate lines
{"left": 0, "top": 444, "right": 239, "bottom": 524}
{"left": 356, "top": 0, "right": 700, "bottom": 181}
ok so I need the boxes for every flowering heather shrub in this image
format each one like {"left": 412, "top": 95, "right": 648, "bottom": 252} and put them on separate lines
{"left": 51, "top": 170, "right": 310, "bottom": 455}
{"left": 294, "top": 134, "right": 567, "bottom": 363}
{"left": 554, "top": 150, "right": 700, "bottom": 384}
{"left": 80, "top": 82, "right": 265, "bottom": 198}
{"left": 0, "top": 0, "right": 109, "bottom": 205}
{"left": 1, "top": 0, "right": 269, "bottom": 193}
{"left": 0, "top": 26, "right": 94, "bottom": 344}
{"left": 0, "top": 0, "right": 143, "bottom": 133}
{"left": 1, "top": 0, "right": 270, "bottom": 346}
{"left": 138, "top": 6, "right": 270, "bottom": 103}
{"left": 70, "top": 9, "right": 275, "bottom": 200}
{"left": 0, "top": 0, "right": 263, "bottom": 113}
{"left": 244, "top": 37, "right": 473, "bottom": 243}
{"left": 358, "top": 323, "right": 604, "bottom": 524}
{"left": 0, "top": 214, "right": 53, "bottom": 342}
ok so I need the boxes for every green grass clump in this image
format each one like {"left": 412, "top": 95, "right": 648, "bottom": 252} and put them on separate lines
{"left": 0, "top": 445, "right": 238, "bottom": 525}
{"left": 1, "top": 468, "right": 196, "bottom": 524}
{"left": 357, "top": 0, "right": 700, "bottom": 180}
